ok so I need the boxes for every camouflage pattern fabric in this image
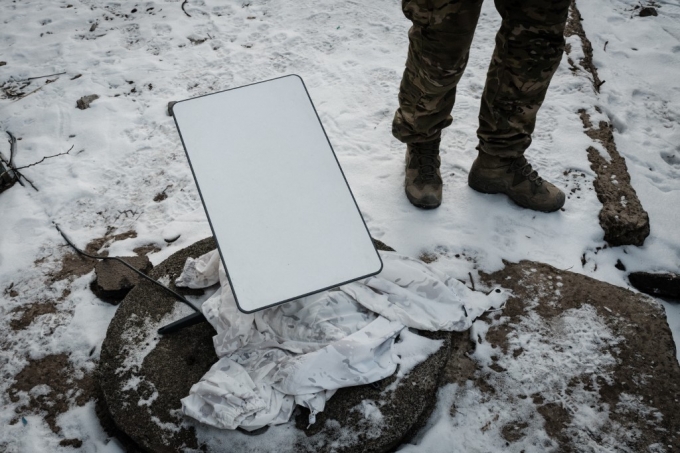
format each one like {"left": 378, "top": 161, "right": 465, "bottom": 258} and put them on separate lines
{"left": 393, "top": 0, "right": 571, "bottom": 157}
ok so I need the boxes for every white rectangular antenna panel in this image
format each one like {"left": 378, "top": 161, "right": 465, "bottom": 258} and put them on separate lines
{"left": 172, "top": 75, "right": 383, "bottom": 313}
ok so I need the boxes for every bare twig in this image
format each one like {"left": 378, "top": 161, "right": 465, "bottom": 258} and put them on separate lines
{"left": 603, "top": 41, "right": 608, "bottom": 52}
{"left": 181, "top": 0, "right": 191, "bottom": 17}
{"left": 468, "top": 272, "right": 475, "bottom": 291}
{"left": 11, "top": 84, "right": 45, "bottom": 103}
{"left": 18, "top": 172, "right": 38, "bottom": 191}
{"left": 14, "top": 145, "right": 73, "bottom": 170}
{"left": 26, "top": 71, "right": 66, "bottom": 81}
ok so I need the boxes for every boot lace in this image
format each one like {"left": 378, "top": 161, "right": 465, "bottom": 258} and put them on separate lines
{"left": 413, "top": 153, "right": 440, "bottom": 183}
{"left": 508, "top": 157, "right": 543, "bottom": 187}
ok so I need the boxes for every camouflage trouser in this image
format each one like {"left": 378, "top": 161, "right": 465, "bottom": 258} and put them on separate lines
{"left": 392, "top": 0, "right": 571, "bottom": 157}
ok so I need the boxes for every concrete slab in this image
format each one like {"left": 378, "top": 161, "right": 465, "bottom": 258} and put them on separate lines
{"left": 97, "top": 237, "right": 452, "bottom": 453}
{"left": 91, "top": 255, "right": 153, "bottom": 303}
{"left": 467, "top": 260, "right": 680, "bottom": 450}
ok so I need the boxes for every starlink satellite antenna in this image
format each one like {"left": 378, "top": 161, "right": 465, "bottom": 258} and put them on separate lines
{"left": 172, "top": 75, "right": 382, "bottom": 314}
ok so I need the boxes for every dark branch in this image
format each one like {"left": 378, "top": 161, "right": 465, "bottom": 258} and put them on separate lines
{"left": 26, "top": 71, "right": 67, "bottom": 81}
{"left": 18, "top": 171, "right": 38, "bottom": 191}
{"left": 14, "top": 145, "right": 74, "bottom": 170}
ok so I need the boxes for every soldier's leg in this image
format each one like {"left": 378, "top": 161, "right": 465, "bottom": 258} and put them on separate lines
{"left": 468, "top": 0, "right": 570, "bottom": 212}
{"left": 394, "top": 0, "right": 484, "bottom": 209}
{"left": 477, "top": 0, "right": 571, "bottom": 156}
{"left": 392, "top": 0, "right": 484, "bottom": 145}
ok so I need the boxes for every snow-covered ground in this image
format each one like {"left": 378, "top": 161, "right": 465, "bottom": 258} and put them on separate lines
{"left": 1, "top": 0, "right": 678, "bottom": 451}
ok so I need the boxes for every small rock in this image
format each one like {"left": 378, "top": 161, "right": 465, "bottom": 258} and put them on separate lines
{"left": 639, "top": 7, "right": 658, "bottom": 17}
{"left": 0, "top": 61, "right": 7, "bottom": 66}
{"left": 59, "top": 438, "right": 83, "bottom": 448}
{"left": 76, "top": 94, "right": 99, "bottom": 110}
{"left": 629, "top": 272, "right": 680, "bottom": 300}
{"left": 91, "top": 256, "right": 153, "bottom": 303}
{"left": 615, "top": 259, "right": 626, "bottom": 271}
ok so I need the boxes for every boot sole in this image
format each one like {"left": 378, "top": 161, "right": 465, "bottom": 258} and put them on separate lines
{"left": 468, "top": 173, "right": 564, "bottom": 213}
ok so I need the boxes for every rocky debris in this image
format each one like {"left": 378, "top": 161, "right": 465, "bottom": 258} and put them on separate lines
{"left": 565, "top": 2, "right": 605, "bottom": 92}
{"left": 639, "top": 6, "right": 658, "bottom": 17}
{"left": 76, "top": 94, "right": 99, "bottom": 109}
{"left": 578, "top": 110, "right": 650, "bottom": 246}
{"left": 629, "top": 271, "right": 680, "bottom": 300}
{"left": 97, "top": 237, "right": 454, "bottom": 453}
{"left": 476, "top": 260, "right": 680, "bottom": 450}
{"left": 91, "top": 255, "right": 153, "bottom": 303}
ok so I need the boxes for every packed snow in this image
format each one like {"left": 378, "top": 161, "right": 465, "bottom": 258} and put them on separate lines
{"left": 1, "top": 0, "right": 679, "bottom": 451}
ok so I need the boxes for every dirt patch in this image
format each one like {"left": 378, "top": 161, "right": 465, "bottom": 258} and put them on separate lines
{"left": 564, "top": 1, "right": 650, "bottom": 246}
{"left": 9, "top": 301, "right": 58, "bottom": 331}
{"left": 565, "top": 0, "right": 604, "bottom": 92}
{"left": 501, "top": 421, "right": 529, "bottom": 443}
{"left": 419, "top": 252, "right": 437, "bottom": 264}
{"left": 133, "top": 244, "right": 161, "bottom": 256}
{"left": 537, "top": 403, "right": 573, "bottom": 446}
{"left": 153, "top": 184, "right": 172, "bottom": 202}
{"left": 578, "top": 110, "right": 650, "bottom": 246}
{"left": 4, "top": 283, "right": 19, "bottom": 298}
{"left": 49, "top": 229, "right": 137, "bottom": 282}
{"left": 8, "top": 353, "right": 96, "bottom": 434}
{"left": 442, "top": 330, "right": 476, "bottom": 386}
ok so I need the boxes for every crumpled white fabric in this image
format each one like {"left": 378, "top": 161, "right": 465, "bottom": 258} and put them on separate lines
{"left": 178, "top": 249, "right": 502, "bottom": 431}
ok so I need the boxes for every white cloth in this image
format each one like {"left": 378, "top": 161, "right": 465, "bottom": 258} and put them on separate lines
{"left": 178, "top": 249, "right": 502, "bottom": 430}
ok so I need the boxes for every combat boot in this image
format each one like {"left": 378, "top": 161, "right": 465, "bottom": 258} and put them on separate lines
{"left": 468, "top": 150, "right": 565, "bottom": 212}
{"left": 405, "top": 140, "right": 442, "bottom": 209}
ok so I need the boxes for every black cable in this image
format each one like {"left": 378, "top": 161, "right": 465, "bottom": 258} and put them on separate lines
{"left": 54, "top": 223, "right": 200, "bottom": 314}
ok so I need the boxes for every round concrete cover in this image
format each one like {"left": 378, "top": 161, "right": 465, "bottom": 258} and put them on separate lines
{"left": 98, "top": 237, "right": 452, "bottom": 452}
